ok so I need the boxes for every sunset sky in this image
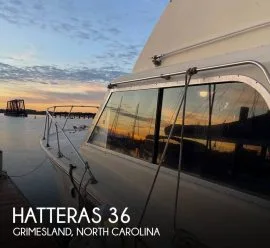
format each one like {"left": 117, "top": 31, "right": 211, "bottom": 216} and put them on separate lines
{"left": 0, "top": 0, "right": 167, "bottom": 110}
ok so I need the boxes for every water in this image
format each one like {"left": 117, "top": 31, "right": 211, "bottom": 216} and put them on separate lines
{"left": 0, "top": 113, "right": 91, "bottom": 207}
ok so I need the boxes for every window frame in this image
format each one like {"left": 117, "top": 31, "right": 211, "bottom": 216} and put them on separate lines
{"left": 90, "top": 77, "right": 269, "bottom": 159}
{"left": 83, "top": 74, "right": 270, "bottom": 203}
{"left": 86, "top": 74, "right": 270, "bottom": 154}
{"left": 88, "top": 87, "right": 160, "bottom": 162}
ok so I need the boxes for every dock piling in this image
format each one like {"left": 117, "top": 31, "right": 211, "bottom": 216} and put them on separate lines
{"left": 0, "top": 150, "right": 2, "bottom": 173}
{"left": 0, "top": 150, "right": 7, "bottom": 177}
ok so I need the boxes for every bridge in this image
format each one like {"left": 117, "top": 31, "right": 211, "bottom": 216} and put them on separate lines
{"left": 5, "top": 99, "right": 27, "bottom": 117}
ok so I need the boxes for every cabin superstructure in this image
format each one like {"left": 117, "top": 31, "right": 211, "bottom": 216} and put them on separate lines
{"left": 5, "top": 99, "right": 27, "bottom": 117}
{"left": 112, "top": 0, "right": 270, "bottom": 91}
{"left": 133, "top": 0, "right": 270, "bottom": 73}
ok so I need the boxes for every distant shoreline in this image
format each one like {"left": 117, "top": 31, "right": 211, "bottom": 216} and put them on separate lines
{"left": 0, "top": 109, "right": 96, "bottom": 118}
{"left": 0, "top": 109, "right": 46, "bottom": 115}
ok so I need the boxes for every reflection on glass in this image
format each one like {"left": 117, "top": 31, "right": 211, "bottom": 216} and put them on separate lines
{"left": 89, "top": 89, "right": 158, "bottom": 162}
{"left": 159, "top": 82, "right": 270, "bottom": 198}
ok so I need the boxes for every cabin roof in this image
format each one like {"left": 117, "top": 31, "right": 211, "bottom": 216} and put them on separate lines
{"left": 113, "top": 0, "right": 270, "bottom": 89}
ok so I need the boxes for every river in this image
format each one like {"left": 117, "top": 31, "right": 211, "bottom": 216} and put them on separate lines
{"left": 0, "top": 113, "right": 91, "bottom": 207}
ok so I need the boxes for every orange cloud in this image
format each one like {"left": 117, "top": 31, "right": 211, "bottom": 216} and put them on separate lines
{"left": 0, "top": 79, "right": 106, "bottom": 110}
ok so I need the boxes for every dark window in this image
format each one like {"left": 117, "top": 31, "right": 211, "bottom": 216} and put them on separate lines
{"left": 88, "top": 89, "right": 158, "bottom": 162}
{"left": 159, "top": 82, "right": 270, "bottom": 198}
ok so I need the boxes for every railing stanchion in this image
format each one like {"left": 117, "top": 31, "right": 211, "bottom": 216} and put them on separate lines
{"left": 55, "top": 123, "right": 63, "bottom": 158}
{"left": 43, "top": 114, "right": 48, "bottom": 140}
{"left": 48, "top": 107, "right": 55, "bottom": 133}
{"left": 63, "top": 106, "right": 73, "bottom": 130}
{"left": 46, "top": 113, "right": 50, "bottom": 147}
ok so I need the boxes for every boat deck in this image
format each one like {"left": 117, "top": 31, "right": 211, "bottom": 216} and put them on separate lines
{"left": 0, "top": 175, "right": 59, "bottom": 247}
{"left": 41, "top": 128, "right": 88, "bottom": 177}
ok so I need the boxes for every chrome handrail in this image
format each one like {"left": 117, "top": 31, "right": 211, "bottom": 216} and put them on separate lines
{"left": 42, "top": 105, "right": 99, "bottom": 182}
{"left": 109, "top": 60, "right": 270, "bottom": 88}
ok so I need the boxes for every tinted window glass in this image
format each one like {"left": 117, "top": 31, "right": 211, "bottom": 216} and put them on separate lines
{"left": 89, "top": 89, "right": 158, "bottom": 162}
{"left": 159, "top": 82, "right": 270, "bottom": 198}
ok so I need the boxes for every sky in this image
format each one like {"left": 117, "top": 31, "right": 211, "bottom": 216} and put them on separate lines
{"left": 0, "top": 0, "right": 168, "bottom": 110}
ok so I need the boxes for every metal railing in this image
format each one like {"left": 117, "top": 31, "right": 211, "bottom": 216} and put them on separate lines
{"left": 42, "top": 105, "right": 99, "bottom": 181}
{"left": 109, "top": 60, "right": 270, "bottom": 88}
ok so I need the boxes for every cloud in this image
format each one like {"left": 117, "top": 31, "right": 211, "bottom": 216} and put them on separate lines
{"left": 10, "top": 0, "right": 22, "bottom": 5}
{"left": 107, "top": 27, "right": 121, "bottom": 35}
{"left": 0, "top": 1, "right": 163, "bottom": 72}
{"left": 93, "top": 43, "right": 142, "bottom": 70}
{"left": 0, "top": 62, "right": 125, "bottom": 82}
{"left": 0, "top": 0, "right": 112, "bottom": 43}
{"left": 0, "top": 61, "right": 117, "bottom": 109}
{"left": 36, "top": 84, "right": 107, "bottom": 102}
{"left": 2, "top": 46, "right": 37, "bottom": 64}
{"left": 0, "top": 79, "right": 107, "bottom": 110}
{"left": 33, "top": 2, "right": 43, "bottom": 10}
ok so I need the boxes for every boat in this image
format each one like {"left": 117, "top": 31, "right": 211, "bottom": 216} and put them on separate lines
{"left": 40, "top": 0, "right": 270, "bottom": 247}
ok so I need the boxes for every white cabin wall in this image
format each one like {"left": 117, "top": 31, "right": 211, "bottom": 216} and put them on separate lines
{"left": 133, "top": 0, "right": 270, "bottom": 73}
